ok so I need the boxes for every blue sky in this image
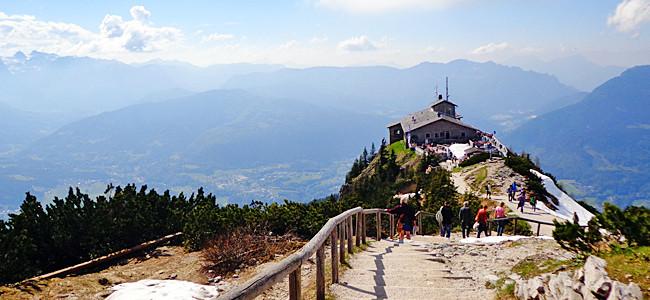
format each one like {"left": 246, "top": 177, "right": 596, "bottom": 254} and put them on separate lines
{"left": 1, "top": 0, "right": 649, "bottom": 67}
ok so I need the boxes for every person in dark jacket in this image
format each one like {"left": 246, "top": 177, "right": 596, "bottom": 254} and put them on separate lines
{"left": 386, "top": 199, "right": 416, "bottom": 243}
{"left": 458, "top": 201, "right": 473, "bottom": 238}
{"left": 441, "top": 201, "right": 453, "bottom": 238}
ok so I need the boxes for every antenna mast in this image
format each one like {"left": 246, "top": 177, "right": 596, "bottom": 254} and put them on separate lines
{"left": 445, "top": 76, "right": 449, "bottom": 100}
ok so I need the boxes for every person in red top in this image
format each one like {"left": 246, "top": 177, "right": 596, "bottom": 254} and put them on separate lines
{"left": 475, "top": 205, "right": 489, "bottom": 238}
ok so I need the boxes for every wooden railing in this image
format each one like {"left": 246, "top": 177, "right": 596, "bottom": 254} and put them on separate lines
{"left": 220, "top": 207, "right": 390, "bottom": 300}
{"left": 220, "top": 208, "right": 575, "bottom": 300}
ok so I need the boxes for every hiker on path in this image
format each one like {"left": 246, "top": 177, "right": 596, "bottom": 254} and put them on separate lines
{"left": 485, "top": 183, "right": 492, "bottom": 199}
{"left": 573, "top": 212, "right": 580, "bottom": 225}
{"left": 507, "top": 186, "right": 513, "bottom": 202}
{"left": 459, "top": 202, "right": 473, "bottom": 239}
{"left": 510, "top": 182, "right": 518, "bottom": 202}
{"left": 475, "top": 205, "right": 489, "bottom": 238}
{"left": 386, "top": 199, "right": 416, "bottom": 243}
{"left": 517, "top": 190, "right": 526, "bottom": 213}
{"left": 495, "top": 202, "right": 507, "bottom": 236}
{"left": 441, "top": 201, "right": 453, "bottom": 238}
{"left": 530, "top": 194, "right": 537, "bottom": 212}
{"left": 436, "top": 205, "right": 444, "bottom": 236}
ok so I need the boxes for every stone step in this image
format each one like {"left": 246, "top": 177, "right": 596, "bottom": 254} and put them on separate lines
{"left": 338, "top": 274, "right": 473, "bottom": 287}
{"left": 330, "top": 284, "right": 483, "bottom": 300}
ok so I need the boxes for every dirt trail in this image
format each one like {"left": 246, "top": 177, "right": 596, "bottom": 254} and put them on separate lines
{"left": 448, "top": 158, "right": 560, "bottom": 236}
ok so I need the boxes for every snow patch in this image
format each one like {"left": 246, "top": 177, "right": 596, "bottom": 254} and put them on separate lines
{"left": 106, "top": 279, "right": 220, "bottom": 300}
{"left": 449, "top": 143, "right": 472, "bottom": 160}
{"left": 530, "top": 169, "right": 594, "bottom": 226}
{"left": 459, "top": 235, "right": 553, "bottom": 244}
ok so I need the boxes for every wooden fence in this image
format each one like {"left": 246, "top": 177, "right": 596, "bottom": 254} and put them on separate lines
{"left": 219, "top": 207, "right": 395, "bottom": 300}
{"left": 220, "top": 208, "right": 576, "bottom": 300}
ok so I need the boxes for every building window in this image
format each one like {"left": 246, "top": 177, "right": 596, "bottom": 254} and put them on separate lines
{"left": 394, "top": 129, "right": 401, "bottom": 135}
{"left": 434, "top": 133, "right": 438, "bottom": 138}
{"left": 461, "top": 132, "right": 466, "bottom": 137}
{"left": 425, "top": 133, "right": 431, "bottom": 138}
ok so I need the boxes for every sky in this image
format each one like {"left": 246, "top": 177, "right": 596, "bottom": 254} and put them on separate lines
{"left": 1, "top": 0, "right": 649, "bottom": 67}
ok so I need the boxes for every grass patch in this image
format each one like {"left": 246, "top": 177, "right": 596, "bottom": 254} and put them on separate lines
{"left": 469, "top": 166, "right": 489, "bottom": 191}
{"left": 494, "top": 277, "right": 517, "bottom": 300}
{"left": 512, "top": 256, "right": 582, "bottom": 279}
{"left": 603, "top": 246, "right": 650, "bottom": 298}
{"left": 388, "top": 140, "right": 414, "bottom": 158}
{"left": 452, "top": 166, "right": 463, "bottom": 173}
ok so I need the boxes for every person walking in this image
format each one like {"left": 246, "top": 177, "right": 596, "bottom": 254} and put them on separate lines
{"left": 475, "top": 205, "right": 489, "bottom": 238}
{"left": 511, "top": 182, "right": 518, "bottom": 202}
{"left": 386, "top": 199, "right": 416, "bottom": 243}
{"left": 507, "top": 186, "right": 513, "bottom": 202}
{"left": 459, "top": 201, "right": 473, "bottom": 239}
{"left": 436, "top": 205, "right": 444, "bottom": 236}
{"left": 530, "top": 194, "right": 537, "bottom": 213}
{"left": 573, "top": 212, "right": 580, "bottom": 225}
{"left": 485, "top": 183, "right": 492, "bottom": 199}
{"left": 517, "top": 190, "right": 526, "bottom": 213}
{"left": 441, "top": 201, "right": 453, "bottom": 238}
{"left": 495, "top": 202, "right": 507, "bottom": 236}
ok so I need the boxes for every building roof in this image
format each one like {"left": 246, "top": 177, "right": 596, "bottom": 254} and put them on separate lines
{"left": 431, "top": 99, "right": 457, "bottom": 107}
{"left": 395, "top": 107, "right": 478, "bottom": 132}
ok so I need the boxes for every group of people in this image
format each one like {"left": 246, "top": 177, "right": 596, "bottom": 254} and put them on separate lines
{"left": 458, "top": 201, "right": 508, "bottom": 238}
{"left": 507, "top": 181, "right": 537, "bottom": 213}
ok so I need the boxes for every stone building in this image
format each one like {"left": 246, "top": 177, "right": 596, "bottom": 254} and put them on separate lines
{"left": 387, "top": 95, "right": 480, "bottom": 145}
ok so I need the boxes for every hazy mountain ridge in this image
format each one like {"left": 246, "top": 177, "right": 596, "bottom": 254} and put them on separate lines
{"left": 0, "top": 90, "right": 385, "bottom": 207}
{"left": 505, "top": 65, "right": 650, "bottom": 207}
{"left": 224, "top": 59, "right": 581, "bottom": 132}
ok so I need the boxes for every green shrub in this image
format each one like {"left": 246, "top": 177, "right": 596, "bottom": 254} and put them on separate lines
{"left": 459, "top": 152, "right": 490, "bottom": 167}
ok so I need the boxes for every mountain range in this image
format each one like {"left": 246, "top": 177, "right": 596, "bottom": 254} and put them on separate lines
{"left": 505, "top": 65, "right": 650, "bottom": 208}
{"left": 0, "top": 52, "right": 645, "bottom": 212}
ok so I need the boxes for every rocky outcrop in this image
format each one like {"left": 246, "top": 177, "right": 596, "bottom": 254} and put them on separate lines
{"left": 515, "top": 256, "right": 643, "bottom": 300}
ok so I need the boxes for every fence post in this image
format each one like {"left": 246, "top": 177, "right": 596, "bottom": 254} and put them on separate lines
{"left": 389, "top": 214, "right": 394, "bottom": 239}
{"left": 376, "top": 212, "right": 381, "bottom": 241}
{"left": 536, "top": 223, "right": 541, "bottom": 236}
{"left": 347, "top": 217, "right": 353, "bottom": 254}
{"left": 355, "top": 213, "right": 361, "bottom": 247}
{"left": 289, "top": 267, "right": 302, "bottom": 300}
{"left": 316, "top": 246, "right": 325, "bottom": 300}
{"left": 331, "top": 227, "right": 338, "bottom": 284}
{"left": 513, "top": 218, "right": 517, "bottom": 235}
{"left": 339, "top": 222, "right": 345, "bottom": 264}
{"left": 361, "top": 213, "right": 367, "bottom": 244}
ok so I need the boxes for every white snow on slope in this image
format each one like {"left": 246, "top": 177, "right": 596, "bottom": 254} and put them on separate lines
{"left": 106, "top": 279, "right": 220, "bottom": 300}
{"left": 460, "top": 235, "right": 553, "bottom": 244}
{"left": 530, "top": 169, "right": 594, "bottom": 226}
{"left": 449, "top": 143, "right": 472, "bottom": 160}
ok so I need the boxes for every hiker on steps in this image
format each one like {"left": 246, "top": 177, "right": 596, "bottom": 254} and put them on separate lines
{"left": 494, "top": 202, "right": 506, "bottom": 236}
{"left": 386, "top": 198, "right": 416, "bottom": 243}
{"left": 475, "top": 205, "right": 489, "bottom": 238}
{"left": 441, "top": 201, "right": 453, "bottom": 239}
{"left": 459, "top": 201, "right": 473, "bottom": 239}
{"left": 510, "top": 181, "right": 518, "bottom": 202}
{"left": 485, "top": 183, "right": 492, "bottom": 199}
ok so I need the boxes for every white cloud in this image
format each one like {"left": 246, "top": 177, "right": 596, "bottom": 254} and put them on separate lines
{"left": 316, "top": 0, "right": 463, "bottom": 14}
{"left": 337, "top": 36, "right": 378, "bottom": 52}
{"left": 608, "top": 0, "right": 650, "bottom": 34}
{"left": 0, "top": 6, "right": 181, "bottom": 58}
{"left": 201, "top": 33, "right": 235, "bottom": 43}
{"left": 471, "top": 42, "right": 510, "bottom": 55}
{"left": 130, "top": 6, "right": 151, "bottom": 23}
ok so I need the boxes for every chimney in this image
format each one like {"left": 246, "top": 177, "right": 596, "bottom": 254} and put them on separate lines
{"left": 438, "top": 94, "right": 443, "bottom": 100}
